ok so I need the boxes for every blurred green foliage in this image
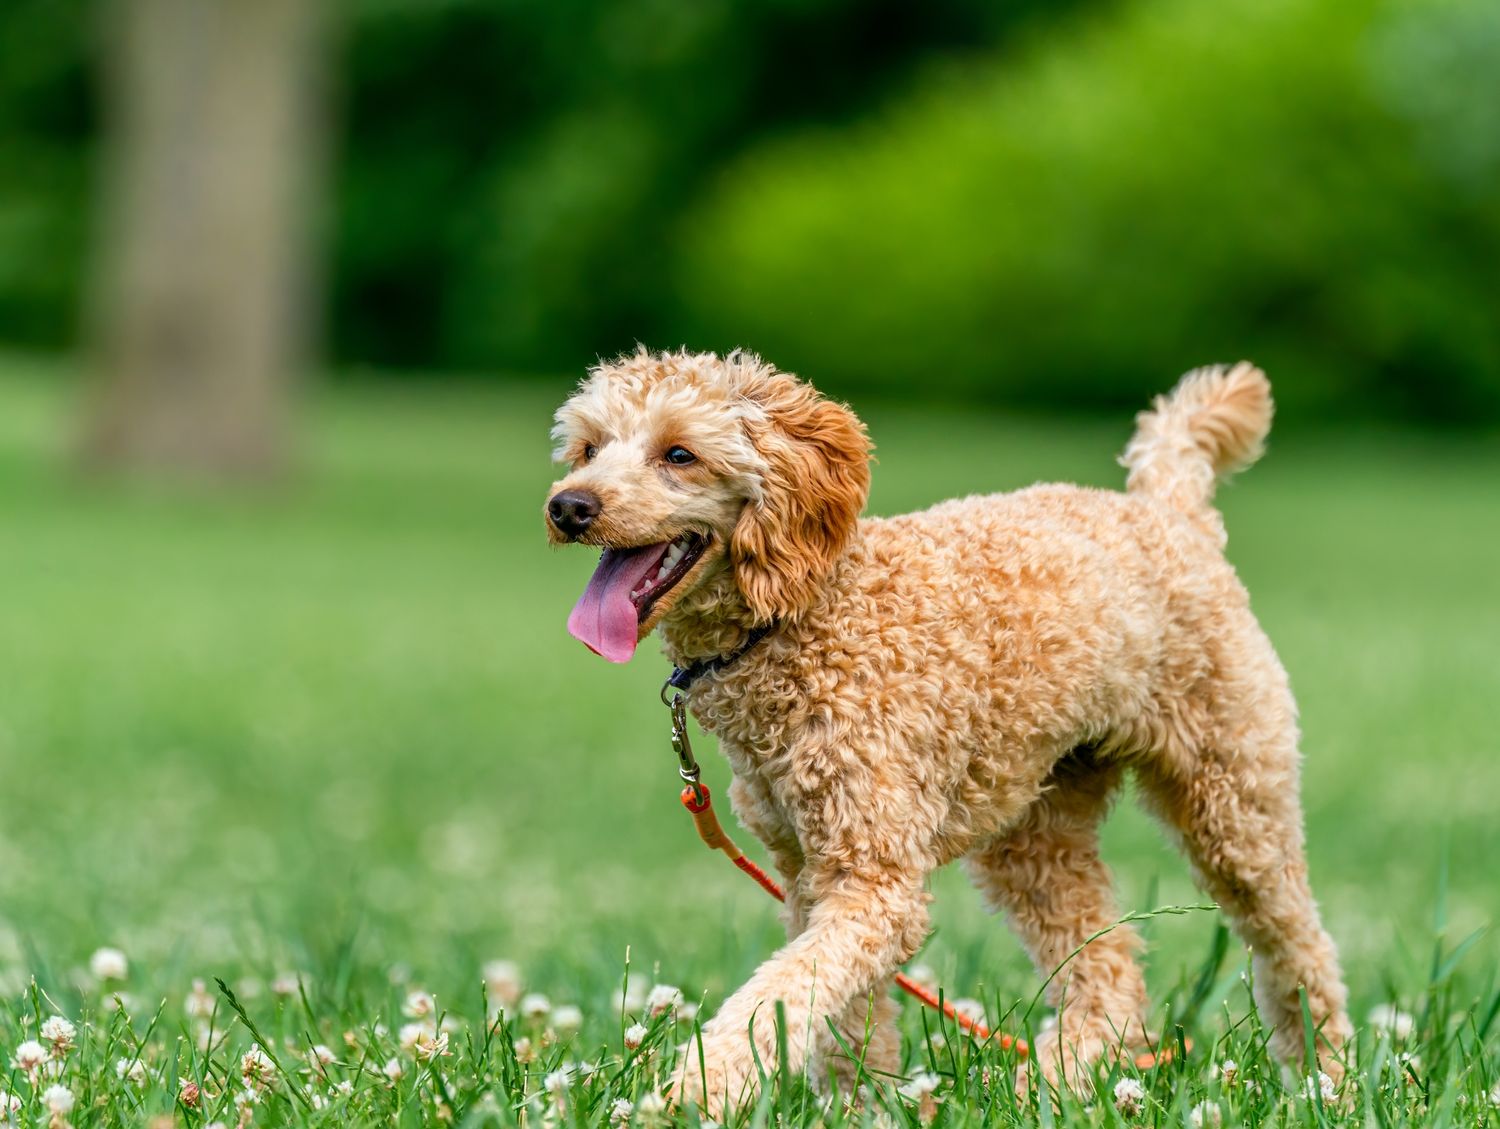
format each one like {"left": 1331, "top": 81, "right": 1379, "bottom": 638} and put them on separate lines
{"left": 1, "top": 0, "right": 1497, "bottom": 421}
{"left": 333, "top": 0, "right": 1070, "bottom": 370}
{"left": 678, "top": 0, "right": 1500, "bottom": 420}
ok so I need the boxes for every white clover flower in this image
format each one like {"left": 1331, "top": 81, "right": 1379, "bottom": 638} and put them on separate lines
{"left": 271, "top": 972, "right": 305, "bottom": 997}
{"left": 101, "top": 992, "right": 137, "bottom": 1015}
{"left": 309, "top": 1044, "right": 336, "bottom": 1069}
{"left": 42, "top": 1085, "right": 74, "bottom": 1115}
{"left": 89, "top": 947, "right": 128, "bottom": 981}
{"left": 382, "top": 1057, "right": 404, "bottom": 1081}
{"left": 402, "top": 990, "right": 435, "bottom": 1019}
{"left": 623, "top": 1023, "right": 649, "bottom": 1051}
{"left": 1189, "top": 1100, "right": 1221, "bottom": 1128}
{"left": 1489, "top": 1081, "right": 1500, "bottom": 1108}
{"left": 552, "top": 1004, "right": 583, "bottom": 1034}
{"left": 185, "top": 979, "right": 216, "bottom": 1019}
{"left": 678, "top": 1001, "right": 699, "bottom": 1024}
{"left": 609, "top": 1097, "right": 634, "bottom": 1125}
{"left": 512, "top": 1036, "right": 534, "bottom": 1063}
{"left": 907, "top": 964, "right": 938, "bottom": 989}
{"left": 1215, "top": 1058, "right": 1239, "bottom": 1087}
{"left": 1112, "top": 1076, "right": 1146, "bottom": 1116}
{"left": 637, "top": 1090, "right": 668, "bottom": 1119}
{"left": 191, "top": 1020, "right": 217, "bottom": 1054}
{"left": 10, "top": 1040, "right": 47, "bottom": 1075}
{"left": 1398, "top": 1051, "right": 1422, "bottom": 1072}
{"left": 614, "top": 983, "right": 647, "bottom": 1013}
{"left": 899, "top": 1071, "right": 942, "bottom": 1100}
{"left": 309, "top": 1093, "right": 329, "bottom": 1111}
{"left": 116, "top": 1057, "right": 148, "bottom": 1086}
{"left": 178, "top": 1079, "right": 202, "bottom": 1109}
{"left": 483, "top": 960, "right": 523, "bottom": 1008}
{"left": 241, "top": 1044, "right": 275, "bottom": 1089}
{"left": 234, "top": 1087, "right": 263, "bottom": 1109}
{"left": 1368, "top": 1003, "right": 1415, "bottom": 1042}
{"left": 334, "top": 1080, "right": 354, "bottom": 1097}
{"left": 645, "top": 985, "right": 683, "bottom": 1017}
{"left": 1304, "top": 1071, "right": 1337, "bottom": 1103}
{"left": 0, "top": 1091, "right": 20, "bottom": 1114}
{"left": 543, "top": 1067, "right": 575, "bottom": 1097}
{"left": 418, "top": 1030, "right": 451, "bottom": 1061}
{"left": 397, "top": 1022, "right": 428, "bottom": 1052}
{"left": 234, "top": 977, "right": 264, "bottom": 1000}
{"left": 951, "top": 998, "right": 986, "bottom": 1026}
{"left": 40, "top": 1016, "right": 75, "bottom": 1056}
{"left": 520, "top": 993, "right": 552, "bottom": 1021}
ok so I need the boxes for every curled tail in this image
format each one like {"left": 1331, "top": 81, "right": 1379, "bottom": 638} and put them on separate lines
{"left": 1121, "top": 362, "right": 1272, "bottom": 545}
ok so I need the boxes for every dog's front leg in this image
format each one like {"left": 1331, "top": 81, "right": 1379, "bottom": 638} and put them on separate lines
{"left": 677, "top": 871, "right": 929, "bottom": 1117}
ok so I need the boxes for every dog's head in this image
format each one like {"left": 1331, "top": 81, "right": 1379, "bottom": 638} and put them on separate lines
{"left": 545, "top": 348, "right": 870, "bottom": 661}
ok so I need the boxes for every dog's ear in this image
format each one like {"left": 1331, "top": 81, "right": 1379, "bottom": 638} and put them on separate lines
{"left": 731, "top": 377, "right": 870, "bottom": 622}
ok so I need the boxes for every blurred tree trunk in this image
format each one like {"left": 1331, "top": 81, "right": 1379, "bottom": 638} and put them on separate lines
{"left": 82, "top": 0, "right": 327, "bottom": 479}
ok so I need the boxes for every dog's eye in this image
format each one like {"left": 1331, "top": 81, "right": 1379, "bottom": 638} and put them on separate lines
{"left": 583, "top": 443, "right": 598, "bottom": 462}
{"left": 664, "top": 446, "right": 697, "bottom": 466}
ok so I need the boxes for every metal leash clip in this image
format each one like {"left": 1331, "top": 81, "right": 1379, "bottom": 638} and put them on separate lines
{"left": 664, "top": 688, "right": 706, "bottom": 806}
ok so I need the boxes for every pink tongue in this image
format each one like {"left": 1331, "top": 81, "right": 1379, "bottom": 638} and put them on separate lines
{"left": 567, "top": 544, "right": 669, "bottom": 662}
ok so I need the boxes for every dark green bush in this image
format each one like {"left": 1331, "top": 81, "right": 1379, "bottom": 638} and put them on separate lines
{"left": 0, "top": 0, "right": 94, "bottom": 350}
{"left": 674, "top": 0, "right": 1500, "bottom": 422}
{"left": 326, "top": 0, "right": 1069, "bottom": 372}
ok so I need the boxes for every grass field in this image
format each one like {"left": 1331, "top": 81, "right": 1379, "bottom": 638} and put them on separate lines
{"left": 0, "top": 355, "right": 1497, "bottom": 1126}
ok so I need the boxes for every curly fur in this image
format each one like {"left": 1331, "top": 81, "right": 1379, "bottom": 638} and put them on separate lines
{"left": 546, "top": 348, "right": 1351, "bottom": 1114}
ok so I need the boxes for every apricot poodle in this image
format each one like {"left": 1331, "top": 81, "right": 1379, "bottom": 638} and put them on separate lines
{"left": 544, "top": 348, "right": 1350, "bottom": 1113}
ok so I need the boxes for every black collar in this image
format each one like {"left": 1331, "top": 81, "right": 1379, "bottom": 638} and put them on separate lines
{"left": 663, "top": 622, "right": 779, "bottom": 696}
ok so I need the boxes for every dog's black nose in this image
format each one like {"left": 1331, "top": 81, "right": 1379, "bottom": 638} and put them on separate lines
{"left": 548, "top": 489, "right": 602, "bottom": 538}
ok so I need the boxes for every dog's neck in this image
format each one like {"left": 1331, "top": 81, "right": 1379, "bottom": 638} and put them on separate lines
{"left": 659, "top": 532, "right": 864, "bottom": 667}
{"left": 659, "top": 565, "right": 764, "bottom": 668}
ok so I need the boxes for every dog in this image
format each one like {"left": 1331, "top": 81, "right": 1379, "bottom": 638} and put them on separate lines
{"left": 545, "top": 348, "right": 1351, "bottom": 1112}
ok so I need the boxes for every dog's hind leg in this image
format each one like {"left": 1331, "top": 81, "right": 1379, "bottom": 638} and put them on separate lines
{"left": 1135, "top": 705, "right": 1352, "bottom": 1082}
{"left": 965, "top": 754, "right": 1149, "bottom": 1095}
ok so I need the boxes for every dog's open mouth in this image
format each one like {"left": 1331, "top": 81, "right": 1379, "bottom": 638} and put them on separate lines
{"left": 567, "top": 532, "right": 709, "bottom": 662}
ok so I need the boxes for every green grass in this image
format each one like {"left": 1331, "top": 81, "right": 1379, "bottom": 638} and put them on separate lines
{"left": 0, "top": 355, "right": 1497, "bottom": 1125}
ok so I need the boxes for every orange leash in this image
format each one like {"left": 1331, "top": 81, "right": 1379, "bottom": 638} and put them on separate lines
{"left": 664, "top": 683, "right": 1181, "bottom": 1070}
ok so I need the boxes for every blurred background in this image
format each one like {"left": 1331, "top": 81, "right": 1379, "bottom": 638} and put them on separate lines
{"left": 0, "top": 0, "right": 1496, "bottom": 1005}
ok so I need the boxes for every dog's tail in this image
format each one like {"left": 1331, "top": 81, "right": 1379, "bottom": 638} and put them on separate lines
{"left": 1121, "top": 362, "right": 1272, "bottom": 545}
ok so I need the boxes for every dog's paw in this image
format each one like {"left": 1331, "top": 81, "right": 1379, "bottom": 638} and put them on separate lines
{"left": 1015, "top": 1028, "right": 1107, "bottom": 1103}
{"left": 672, "top": 1041, "right": 759, "bottom": 1118}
